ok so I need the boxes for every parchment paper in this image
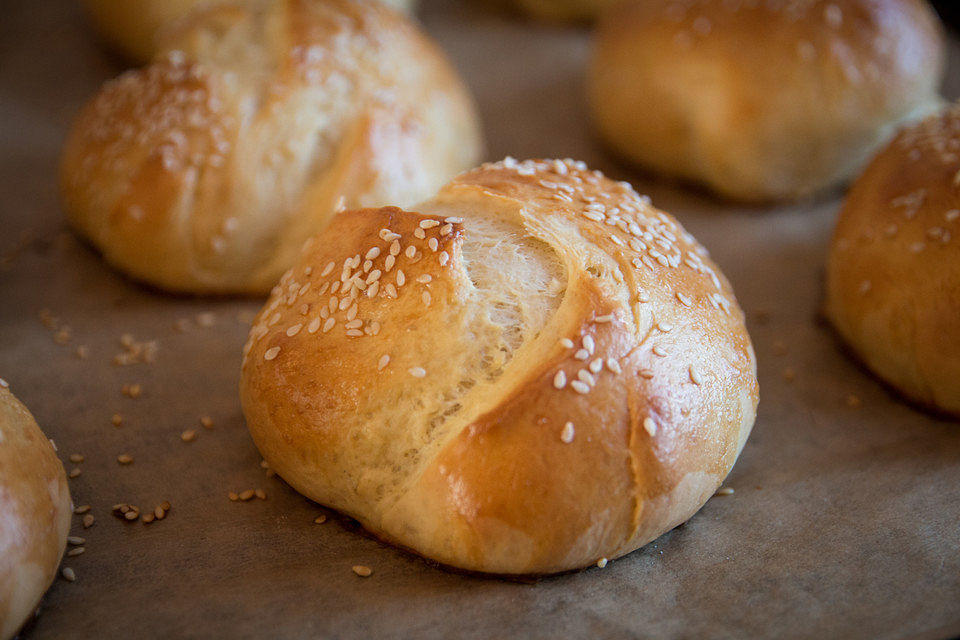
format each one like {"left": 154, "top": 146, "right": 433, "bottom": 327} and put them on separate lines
{"left": 2, "top": 1, "right": 959, "bottom": 638}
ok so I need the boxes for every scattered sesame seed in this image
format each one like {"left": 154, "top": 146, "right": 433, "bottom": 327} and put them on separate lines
{"left": 715, "top": 487, "right": 735, "bottom": 496}
{"left": 181, "top": 430, "right": 197, "bottom": 442}
{"left": 639, "top": 369, "right": 654, "bottom": 379}
{"left": 560, "top": 422, "right": 575, "bottom": 443}
{"left": 69, "top": 468, "right": 82, "bottom": 479}
{"left": 264, "top": 346, "right": 281, "bottom": 361}
{"left": 0, "top": 378, "right": 7, "bottom": 389}
{"left": 414, "top": 228, "right": 426, "bottom": 240}
{"left": 643, "top": 417, "right": 657, "bottom": 437}
{"left": 560, "top": 338, "right": 575, "bottom": 349}
{"left": 352, "top": 565, "right": 373, "bottom": 577}
{"left": 596, "top": 558, "right": 608, "bottom": 569}
{"left": 595, "top": 314, "right": 614, "bottom": 323}
{"left": 314, "top": 515, "right": 328, "bottom": 524}
{"left": 117, "top": 454, "right": 134, "bottom": 465}
{"left": 438, "top": 251, "right": 450, "bottom": 266}
{"left": 74, "top": 505, "right": 91, "bottom": 515}
{"left": 419, "top": 219, "right": 440, "bottom": 229}
{"left": 652, "top": 345, "right": 667, "bottom": 357}
{"left": 67, "top": 536, "right": 85, "bottom": 546}
{"left": 112, "top": 413, "right": 123, "bottom": 427}
{"left": 228, "top": 492, "right": 239, "bottom": 501}
{"left": 409, "top": 367, "right": 427, "bottom": 378}
{"left": 69, "top": 453, "right": 84, "bottom": 464}
{"left": 378, "top": 354, "right": 390, "bottom": 371}
{"left": 846, "top": 394, "right": 862, "bottom": 408}
{"left": 689, "top": 366, "right": 702, "bottom": 385}
{"left": 82, "top": 514, "right": 95, "bottom": 528}
{"left": 239, "top": 489, "right": 255, "bottom": 501}
{"left": 255, "top": 489, "right": 266, "bottom": 500}
{"left": 62, "top": 567, "right": 76, "bottom": 582}
{"left": 444, "top": 217, "right": 463, "bottom": 224}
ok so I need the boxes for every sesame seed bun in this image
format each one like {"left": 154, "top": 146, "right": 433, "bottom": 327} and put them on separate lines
{"left": 60, "top": 0, "right": 481, "bottom": 294}
{"left": 825, "top": 104, "right": 960, "bottom": 417}
{"left": 0, "top": 387, "right": 72, "bottom": 640}
{"left": 588, "top": 0, "right": 945, "bottom": 201}
{"left": 81, "top": 0, "right": 419, "bottom": 63}
{"left": 239, "top": 158, "right": 758, "bottom": 575}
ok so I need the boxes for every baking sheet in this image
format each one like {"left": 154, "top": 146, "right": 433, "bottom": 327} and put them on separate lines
{"left": 2, "top": 1, "right": 960, "bottom": 638}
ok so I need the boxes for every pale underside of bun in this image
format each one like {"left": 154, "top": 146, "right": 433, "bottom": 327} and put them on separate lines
{"left": 82, "top": 0, "right": 420, "bottom": 63}
{"left": 240, "top": 158, "right": 758, "bottom": 574}
{"left": 0, "top": 389, "right": 72, "bottom": 640}
{"left": 589, "top": 0, "right": 945, "bottom": 201}
{"left": 61, "top": 0, "right": 481, "bottom": 294}
{"left": 513, "top": 0, "right": 624, "bottom": 23}
{"left": 826, "top": 105, "right": 960, "bottom": 417}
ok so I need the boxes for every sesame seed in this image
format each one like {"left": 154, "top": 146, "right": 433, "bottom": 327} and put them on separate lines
{"left": 338, "top": 297, "right": 352, "bottom": 311}
{"left": 255, "top": 489, "right": 266, "bottom": 500}
{"left": 264, "top": 346, "right": 281, "bottom": 361}
{"left": 346, "top": 303, "right": 358, "bottom": 321}
{"left": 62, "top": 567, "right": 76, "bottom": 582}
{"left": 352, "top": 565, "right": 373, "bottom": 577}
{"left": 689, "top": 366, "right": 702, "bottom": 385}
{"left": 379, "top": 229, "right": 400, "bottom": 242}
{"left": 419, "top": 219, "right": 440, "bottom": 229}
{"left": 715, "top": 487, "right": 735, "bottom": 496}
{"left": 439, "top": 251, "right": 450, "bottom": 266}
{"left": 405, "top": 246, "right": 417, "bottom": 258}
{"left": 286, "top": 324, "right": 303, "bottom": 337}
{"left": 74, "top": 505, "right": 91, "bottom": 515}
{"left": 112, "top": 413, "right": 123, "bottom": 426}
{"left": 553, "top": 370, "right": 567, "bottom": 388}
{"left": 428, "top": 237, "right": 439, "bottom": 252}
{"left": 409, "top": 367, "right": 426, "bottom": 378}
{"left": 583, "top": 335, "right": 595, "bottom": 354}
{"left": 595, "top": 314, "right": 614, "bottom": 323}
{"left": 560, "top": 338, "right": 575, "bottom": 349}
{"left": 308, "top": 317, "right": 321, "bottom": 333}
{"left": 181, "top": 430, "right": 197, "bottom": 442}
{"left": 228, "top": 492, "right": 239, "bottom": 501}
{"left": 390, "top": 240, "right": 401, "bottom": 256}
{"left": 444, "top": 217, "right": 463, "bottom": 224}
{"left": 321, "top": 261, "right": 335, "bottom": 277}
{"left": 440, "top": 224, "right": 453, "bottom": 235}
{"left": 366, "top": 247, "right": 381, "bottom": 260}
{"left": 589, "top": 358, "right": 603, "bottom": 374}
{"left": 367, "top": 281, "right": 380, "bottom": 298}
{"left": 385, "top": 284, "right": 398, "bottom": 298}
{"left": 560, "top": 422, "right": 575, "bottom": 443}
{"left": 422, "top": 291, "right": 432, "bottom": 306}
{"left": 578, "top": 370, "right": 596, "bottom": 386}
{"left": 643, "top": 417, "right": 657, "bottom": 437}
{"left": 345, "top": 329, "right": 363, "bottom": 337}
{"left": 397, "top": 271, "right": 406, "bottom": 286}
{"left": 314, "top": 515, "right": 327, "bottom": 524}
{"left": 384, "top": 255, "right": 396, "bottom": 271}
{"left": 639, "top": 369, "right": 654, "bottom": 379}
{"left": 676, "top": 292, "right": 693, "bottom": 307}
{"left": 570, "top": 381, "right": 590, "bottom": 394}
{"left": 69, "top": 468, "right": 82, "bottom": 479}
{"left": 345, "top": 319, "right": 363, "bottom": 329}
{"left": 239, "top": 489, "right": 255, "bottom": 501}
{"left": 67, "top": 536, "right": 85, "bottom": 545}
{"left": 82, "top": 514, "right": 95, "bottom": 528}
{"left": 414, "top": 228, "right": 426, "bottom": 240}
{"left": 378, "top": 354, "right": 390, "bottom": 371}
{"left": 606, "top": 358, "right": 622, "bottom": 374}
{"left": 596, "top": 558, "right": 608, "bottom": 569}
{"left": 117, "top": 454, "right": 134, "bottom": 465}
{"left": 417, "top": 274, "right": 432, "bottom": 283}
{"left": 652, "top": 345, "right": 667, "bottom": 357}
{"left": 658, "top": 322, "right": 673, "bottom": 333}
{"left": 69, "top": 453, "right": 85, "bottom": 464}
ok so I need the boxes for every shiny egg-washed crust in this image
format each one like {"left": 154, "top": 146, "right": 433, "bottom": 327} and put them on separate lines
{"left": 0, "top": 388, "right": 72, "bottom": 640}
{"left": 589, "top": 0, "right": 944, "bottom": 202}
{"left": 82, "top": 0, "right": 419, "bottom": 63}
{"left": 826, "top": 105, "right": 960, "bottom": 417}
{"left": 511, "top": 0, "right": 624, "bottom": 23}
{"left": 240, "top": 159, "right": 758, "bottom": 575}
{"left": 61, "top": 0, "right": 481, "bottom": 294}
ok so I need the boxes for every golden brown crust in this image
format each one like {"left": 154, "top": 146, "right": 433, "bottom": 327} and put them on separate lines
{"left": 588, "top": 0, "right": 945, "bottom": 201}
{"left": 61, "top": 0, "right": 481, "bottom": 294}
{"left": 0, "top": 387, "right": 72, "bottom": 640}
{"left": 82, "top": 0, "right": 419, "bottom": 63}
{"left": 240, "top": 158, "right": 758, "bottom": 574}
{"left": 826, "top": 104, "right": 960, "bottom": 417}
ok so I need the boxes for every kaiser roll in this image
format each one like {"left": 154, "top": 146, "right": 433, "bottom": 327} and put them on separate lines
{"left": 826, "top": 104, "right": 960, "bottom": 417}
{"left": 240, "top": 158, "right": 758, "bottom": 574}
{"left": 61, "top": 0, "right": 482, "bottom": 294}
{"left": 0, "top": 385, "right": 72, "bottom": 640}
{"left": 588, "top": 0, "right": 945, "bottom": 201}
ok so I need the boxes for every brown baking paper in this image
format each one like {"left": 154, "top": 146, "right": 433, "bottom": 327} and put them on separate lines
{"left": 2, "top": 1, "right": 959, "bottom": 638}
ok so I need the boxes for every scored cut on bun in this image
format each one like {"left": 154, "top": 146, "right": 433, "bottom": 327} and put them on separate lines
{"left": 61, "top": 0, "right": 481, "bottom": 294}
{"left": 588, "top": 0, "right": 945, "bottom": 201}
{"left": 511, "top": 0, "right": 625, "bottom": 23}
{"left": 825, "top": 104, "right": 960, "bottom": 417}
{"left": 0, "top": 386, "right": 72, "bottom": 640}
{"left": 240, "top": 158, "right": 758, "bottom": 575}
{"left": 82, "top": 0, "right": 419, "bottom": 63}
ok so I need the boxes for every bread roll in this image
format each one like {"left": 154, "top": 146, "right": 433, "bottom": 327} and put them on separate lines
{"left": 825, "top": 105, "right": 960, "bottom": 417}
{"left": 511, "top": 0, "right": 624, "bottom": 23}
{"left": 0, "top": 386, "right": 72, "bottom": 640}
{"left": 240, "top": 158, "right": 758, "bottom": 574}
{"left": 82, "top": 0, "right": 419, "bottom": 63}
{"left": 588, "top": 0, "right": 945, "bottom": 201}
{"left": 61, "top": 0, "right": 481, "bottom": 294}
